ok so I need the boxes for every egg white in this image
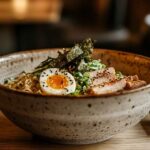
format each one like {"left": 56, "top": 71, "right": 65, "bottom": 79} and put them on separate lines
{"left": 40, "top": 68, "right": 76, "bottom": 95}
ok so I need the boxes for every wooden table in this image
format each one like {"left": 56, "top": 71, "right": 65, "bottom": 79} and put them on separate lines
{"left": 0, "top": 112, "right": 150, "bottom": 150}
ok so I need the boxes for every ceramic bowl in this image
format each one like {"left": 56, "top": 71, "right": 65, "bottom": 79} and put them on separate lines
{"left": 0, "top": 49, "right": 150, "bottom": 145}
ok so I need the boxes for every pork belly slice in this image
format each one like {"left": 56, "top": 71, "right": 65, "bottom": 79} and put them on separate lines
{"left": 126, "top": 75, "right": 139, "bottom": 81}
{"left": 125, "top": 75, "right": 147, "bottom": 89}
{"left": 90, "top": 67, "right": 116, "bottom": 86}
{"left": 91, "top": 72, "right": 116, "bottom": 86}
{"left": 89, "top": 78, "right": 126, "bottom": 95}
{"left": 89, "top": 67, "right": 116, "bottom": 78}
{"left": 126, "top": 80, "right": 147, "bottom": 90}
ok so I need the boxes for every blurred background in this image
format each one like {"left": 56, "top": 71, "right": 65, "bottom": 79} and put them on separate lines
{"left": 0, "top": 0, "right": 150, "bottom": 56}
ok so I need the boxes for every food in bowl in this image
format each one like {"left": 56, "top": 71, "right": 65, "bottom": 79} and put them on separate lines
{"left": 4, "top": 38, "right": 147, "bottom": 96}
{"left": 0, "top": 45, "right": 150, "bottom": 145}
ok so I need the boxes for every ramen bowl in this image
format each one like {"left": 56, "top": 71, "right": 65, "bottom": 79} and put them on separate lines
{"left": 0, "top": 49, "right": 150, "bottom": 145}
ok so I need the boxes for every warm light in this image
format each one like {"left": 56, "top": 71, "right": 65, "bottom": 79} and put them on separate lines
{"left": 145, "top": 14, "right": 150, "bottom": 26}
{"left": 49, "top": 0, "right": 62, "bottom": 22}
{"left": 12, "top": 0, "right": 28, "bottom": 19}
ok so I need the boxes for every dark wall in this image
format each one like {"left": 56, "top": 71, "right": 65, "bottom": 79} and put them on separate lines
{"left": 0, "top": 0, "right": 150, "bottom": 57}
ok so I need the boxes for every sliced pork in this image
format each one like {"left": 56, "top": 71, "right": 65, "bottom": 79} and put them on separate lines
{"left": 88, "top": 78, "right": 126, "bottom": 95}
{"left": 125, "top": 75, "right": 147, "bottom": 90}
{"left": 89, "top": 67, "right": 116, "bottom": 86}
{"left": 89, "top": 67, "right": 116, "bottom": 78}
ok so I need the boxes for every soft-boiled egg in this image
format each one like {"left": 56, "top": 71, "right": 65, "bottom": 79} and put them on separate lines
{"left": 40, "top": 68, "right": 76, "bottom": 95}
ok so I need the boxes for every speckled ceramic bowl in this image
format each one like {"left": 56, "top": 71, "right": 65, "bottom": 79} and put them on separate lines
{"left": 0, "top": 49, "right": 150, "bottom": 145}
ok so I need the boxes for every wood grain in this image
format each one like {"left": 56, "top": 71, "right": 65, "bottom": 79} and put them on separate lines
{"left": 0, "top": 111, "right": 150, "bottom": 150}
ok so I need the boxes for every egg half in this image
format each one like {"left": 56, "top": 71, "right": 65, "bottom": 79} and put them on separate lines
{"left": 40, "top": 68, "right": 76, "bottom": 95}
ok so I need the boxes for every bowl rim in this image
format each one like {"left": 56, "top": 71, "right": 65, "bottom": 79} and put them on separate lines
{"left": 0, "top": 48, "right": 150, "bottom": 99}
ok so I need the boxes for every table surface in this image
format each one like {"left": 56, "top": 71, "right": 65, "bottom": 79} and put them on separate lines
{"left": 0, "top": 112, "right": 150, "bottom": 150}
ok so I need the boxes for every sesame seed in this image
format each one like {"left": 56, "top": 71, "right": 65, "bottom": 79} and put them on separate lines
{"left": 55, "top": 71, "right": 58, "bottom": 75}
{"left": 64, "top": 88, "right": 69, "bottom": 92}
{"left": 64, "top": 72, "right": 67, "bottom": 75}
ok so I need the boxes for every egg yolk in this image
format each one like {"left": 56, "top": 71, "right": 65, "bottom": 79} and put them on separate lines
{"left": 47, "top": 75, "right": 68, "bottom": 89}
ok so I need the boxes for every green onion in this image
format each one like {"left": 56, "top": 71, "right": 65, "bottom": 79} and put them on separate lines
{"left": 78, "top": 59, "right": 106, "bottom": 72}
{"left": 72, "top": 71, "right": 91, "bottom": 95}
{"left": 116, "top": 71, "right": 124, "bottom": 80}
